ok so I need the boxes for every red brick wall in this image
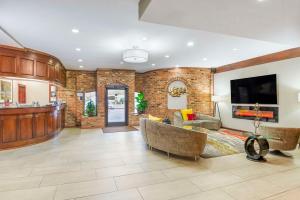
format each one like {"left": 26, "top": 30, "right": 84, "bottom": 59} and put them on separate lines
{"left": 97, "top": 69, "right": 136, "bottom": 128}
{"left": 59, "top": 67, "right": 213, "bottom": 128}
{"left": 136, "top": 67, "right": 213, "bottom": 120}
{"left": 57, "top": 70, "right": 97, "bottom": 127}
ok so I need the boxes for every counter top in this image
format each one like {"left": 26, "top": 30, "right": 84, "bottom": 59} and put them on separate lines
{"left": 0, "top": 104, "right": 65, "bottom": 115}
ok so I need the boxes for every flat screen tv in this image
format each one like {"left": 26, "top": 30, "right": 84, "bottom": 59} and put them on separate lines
{"left": 231, "top": 74, "right": 277, "bottom": 104}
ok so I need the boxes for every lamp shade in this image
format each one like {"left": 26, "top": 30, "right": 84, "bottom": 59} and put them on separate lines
{"left": 123, "top": 49, "right": 149, "bottom": 63}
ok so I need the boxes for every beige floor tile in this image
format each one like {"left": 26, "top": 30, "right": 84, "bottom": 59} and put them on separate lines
{"left": 261, "top": 167, "right": 300, "bottom": 190}
{"left": 175, "top": 189, "right": 235, "bottom": 200}
{"left": 222, "top": 179, "right": 286, "bottom": 200}
{"left": 2, "top": 128, "right": 300, "bottom": 200}
{"left": 0, "top": 186, "right": 56, "bottom": 200}
{"left": 190, "top": 171, "right": 243, "bottom": 191}
{"left": 139, "top": 159, "right": 183, "bottom": 171}
{"left": 81, "top": 158, "right": 125, "bottom": 170}
{"left": 55, "top": 179, "right": 116, "bottom": 200}
{"left": 30, "top": 164, "right": 81, "bottom": 176}
{"left": 115, "top": 171, "right": 170, "bottom": 190}
{"left": 0, "top": 176, "right": 43, "bottom": 192}
{"left": 264, "top": 187, "right": 300, "bottom": 200}
{"left": 138, "top": 180, "right": 200, "bottom": 200}
{"left": 0, "top": 167, "right": 32, "bottom": 179}
{"left": 76, "top": 189, "right": 142, "bottom": 200}
{"left": 96, "top": 165, "right": 144, "bottom": 178}
{"left": 228, "top": 163, "right": 278, "bottom": 180}
{"left": 41, "top": 170, "right": 97, "bottom": 186}
{"left": 162, "top": 165, "right": 212, "bottom": 180}
{"left": 198, "top": 154, "right": 253, "bottom": 172}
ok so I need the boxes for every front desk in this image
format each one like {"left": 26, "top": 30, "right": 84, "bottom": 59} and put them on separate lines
{"left": 0, "top": 104, "right": 65, "bottom": 150}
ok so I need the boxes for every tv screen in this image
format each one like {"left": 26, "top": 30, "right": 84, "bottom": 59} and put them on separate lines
{"left": 231, "top": 74, "right": 277, "bottom": 104}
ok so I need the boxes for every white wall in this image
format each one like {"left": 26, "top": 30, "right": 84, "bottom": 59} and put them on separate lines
{"left": 3, "top": 78, "right": 50, "bottom": 105}
{"left": 214, "top": 57, "right": 300, "bottom": 132}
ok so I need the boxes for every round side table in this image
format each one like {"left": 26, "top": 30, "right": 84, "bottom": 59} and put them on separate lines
{"left": 244, "top": 135, "right": 269, "bottom": 162}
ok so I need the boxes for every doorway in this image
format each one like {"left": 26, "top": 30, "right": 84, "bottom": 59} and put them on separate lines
{"left": 105, "top": 84, "right": 128, "bottom": 127}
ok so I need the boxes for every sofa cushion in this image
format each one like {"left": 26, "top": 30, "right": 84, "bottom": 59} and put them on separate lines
{"left": 181, "top": 109, "right": 193, "bottom": 121}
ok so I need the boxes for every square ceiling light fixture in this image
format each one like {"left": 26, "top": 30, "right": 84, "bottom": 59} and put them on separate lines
{"left": 123, "top": 48, "right": 149, "bottom": 63}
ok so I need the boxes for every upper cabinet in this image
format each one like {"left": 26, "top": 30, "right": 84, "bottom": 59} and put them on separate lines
{"left": 0, "top": 46, "right": 66, "bottom": 87}
{"left": 0, "top": 53, "right": 17, "bottom": 75}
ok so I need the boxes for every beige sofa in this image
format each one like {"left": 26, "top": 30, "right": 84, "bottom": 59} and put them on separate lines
{"left": 258, "top": 126, "right": 300, "bottom": 151}
{"left": 174, "top": 111, "right": 221, "bottom": 130}
{"left": 140, "top": 118, "right": 208, "bottom": 159}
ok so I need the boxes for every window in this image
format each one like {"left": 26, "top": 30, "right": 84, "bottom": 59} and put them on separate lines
{"left": 134, "top": 92, "right": 138, "bottom": 113}
{"left": 84, "top": 91, "right": 97, "bottom": 116}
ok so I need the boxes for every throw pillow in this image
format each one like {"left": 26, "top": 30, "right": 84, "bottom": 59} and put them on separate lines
{"left": 187, "top": 113, "right": 196, "bottom": 121}
{"left": 181, "top": 109, "right": 193, "bottom": 121}
{"left": 148, "top": 114, "right": 162, "bottom": 122}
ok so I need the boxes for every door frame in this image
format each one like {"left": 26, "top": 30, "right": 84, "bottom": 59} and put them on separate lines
{"left": 105, "top": 84, "right": 129, "bottom": 127}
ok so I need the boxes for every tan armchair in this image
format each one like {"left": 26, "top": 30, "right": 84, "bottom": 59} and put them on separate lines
{"left": 174, "top": 111, "right": 221, "bottom": 130}
{"left": 258, "top": 126, "right": 300, "bottom": 151}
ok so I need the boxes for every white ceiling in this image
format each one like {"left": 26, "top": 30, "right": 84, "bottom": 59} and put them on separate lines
{"left": 0, "top": 0, "right": 295, "bottom": 72}
{"left": 0, "top": 28, "right": 22, "bottom": 48}
{"left": 141, "top": 0, "right": 300, "bottom": 46}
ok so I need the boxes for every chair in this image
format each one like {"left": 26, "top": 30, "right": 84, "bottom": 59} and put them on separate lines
{"left": 258, "top": 126, "right": 300, "bottom": 151}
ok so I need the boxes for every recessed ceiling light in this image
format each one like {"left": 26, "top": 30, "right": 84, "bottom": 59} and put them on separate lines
{"left": 152, "top": 63, "right": 156, "bottom": 66}
{"left": 75, "top": 48, "right": 81, "bottom": 51}
{"left": 142, "top": 37, "right": 148, "bottom": 41}
{"left": 165, "top": 55, "right": 170, "bottom": 58}
{"left": 78, "top": 59, "right": 83, "bottom": 62}
{"left": 233, "top": 48, "right": 239, "bottom": 51}
{"left": 79, "top": 65, "right": 84, "bottom": 68}
{"left": 187, "top": 41, "right": 195, "bottom": 47}
{"left": 72, "top": 28, "right": 79, "bottom": 34}
{"left": 203, "top": 57, "right": 208, "bottom": 61}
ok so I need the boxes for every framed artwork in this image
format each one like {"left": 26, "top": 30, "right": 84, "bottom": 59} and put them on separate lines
{"left": 0, "top": 79, "right": 13, "bottom": 103}
{"left": 49, "top": 84, "right": 57, "bottom": 103}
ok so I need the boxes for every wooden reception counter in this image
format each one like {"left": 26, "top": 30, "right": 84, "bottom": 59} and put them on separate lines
{"left": 0, "top": 104, "right": 65, "bottom": 150}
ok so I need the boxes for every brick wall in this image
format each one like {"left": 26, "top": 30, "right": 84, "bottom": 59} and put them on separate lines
{"left": 59, "top": 67, "right": 213, "bottom": 128}
{"left": 97, "top": 69, "right": 136, "bottom": 128}
{"left": 136, "top": 67, "right": 213, "bottom": 120}
{"left": 57, "top": 70, "right": 97, "bottom": 127}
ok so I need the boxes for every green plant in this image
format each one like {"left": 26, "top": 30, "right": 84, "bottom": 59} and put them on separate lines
{"left": 85, "top": 100, "right": 96, "bottom": 117}
{"left": 135, "top": 92, "right": 148, "bottom": 114}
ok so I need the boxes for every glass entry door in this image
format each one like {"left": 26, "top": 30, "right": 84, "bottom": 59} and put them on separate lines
{"left": 105, "top": 85, "right": 128, "bottom": 127}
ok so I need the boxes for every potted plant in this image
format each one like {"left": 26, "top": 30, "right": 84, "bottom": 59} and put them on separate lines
{"left": 85, "top": 99, "right": 97, "bottom": 117}
{"left": 135, "top": 92, "right": 148, "bottom": 114}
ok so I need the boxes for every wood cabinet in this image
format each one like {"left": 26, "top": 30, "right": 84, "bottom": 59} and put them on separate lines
{"left": 0, "top": 54, "right": 17, "bottom": 75}
{"left": 0, "top": 104, "right": 65, "bottom": 150}
{"left": 0, "top": 45, "right": 66, "bottom": 87}
{"left": 19, "top": 57, "right": 35, "bottom": 76}
{"left": 35, "top": 60, "right": 48, "bottom": 79}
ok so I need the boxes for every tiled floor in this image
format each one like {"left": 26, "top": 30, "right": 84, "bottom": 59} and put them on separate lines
{"left": 1, "top": 128, "right": 300, "bottom": 200}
